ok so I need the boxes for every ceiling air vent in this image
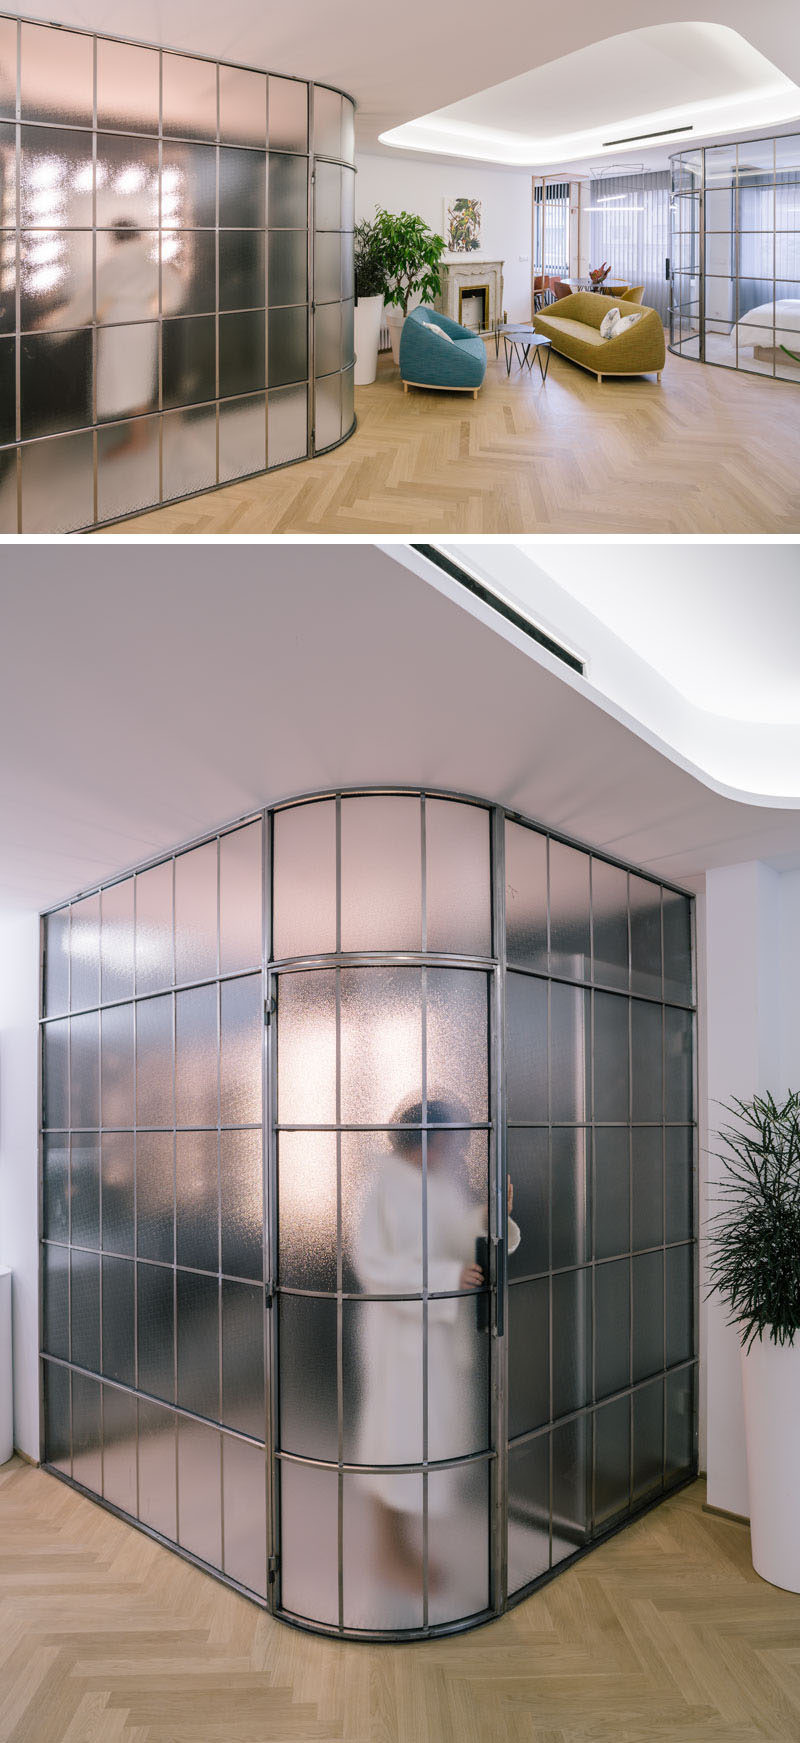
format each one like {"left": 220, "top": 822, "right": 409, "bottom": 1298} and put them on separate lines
{"left": 603, "top": 125, "right": 693, "bottom": 146}
{"left": 411, "top": 545, "right": 585, "bottom": 676}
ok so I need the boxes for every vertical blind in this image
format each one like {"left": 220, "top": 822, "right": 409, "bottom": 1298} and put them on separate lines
{"left": 533, "top": 182, "right": 570, "bottom": 278}
{"left": 588, "top": 172, "right": 670, "bottom": 319}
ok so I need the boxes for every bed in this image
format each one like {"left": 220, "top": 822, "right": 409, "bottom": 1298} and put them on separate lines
{"left": 734, "top": 298, "right": 800, "bottom": 363}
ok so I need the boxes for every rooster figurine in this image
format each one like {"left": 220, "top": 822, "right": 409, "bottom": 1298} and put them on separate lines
{"left": 589, "top": 262, "right": 611, "bottom": 290}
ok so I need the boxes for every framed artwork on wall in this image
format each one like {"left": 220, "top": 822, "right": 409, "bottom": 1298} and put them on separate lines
{"left": 444, "top": 196, "right": 483, "bottom": 253}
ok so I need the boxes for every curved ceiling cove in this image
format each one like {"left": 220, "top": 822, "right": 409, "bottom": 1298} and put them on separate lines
{"left": 379, "top": 22, "right": 800, "bottom": 167}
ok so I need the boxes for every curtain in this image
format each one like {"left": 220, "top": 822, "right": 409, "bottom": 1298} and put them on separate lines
{"left": 588, "top": 171, "right": 670, "bottom": 319}
{"left": 533, "top": 182, "right": 570, "bottom": 279}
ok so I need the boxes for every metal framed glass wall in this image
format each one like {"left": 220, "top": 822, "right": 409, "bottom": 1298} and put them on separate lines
{"left": 40, "top": 787, "right": 697, "bottom": 1640}
{"left": 669, "top": 133, "right": 800, "bottom": 381}
{"left": 0, "top": 14, "right": 356, "bottom": 532}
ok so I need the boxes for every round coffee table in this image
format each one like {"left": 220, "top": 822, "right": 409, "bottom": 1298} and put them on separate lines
{"left": 498, "top": 325, "right": 552, "bottom": 381}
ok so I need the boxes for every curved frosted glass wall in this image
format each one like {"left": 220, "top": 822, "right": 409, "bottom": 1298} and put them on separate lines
{"left": 0, "top": 14, "right": 356, "bottom": 531}
{"left": 669, "top": 134, "right": 800, "bottom": 380}
{"left": 40, "top": 789, "right": 697, "bottom": 1640}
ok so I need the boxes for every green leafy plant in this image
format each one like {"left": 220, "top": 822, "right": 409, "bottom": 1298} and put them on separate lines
{"left": 373, "top": 208, "right": 446, "bottom": 316}
{"left": 354, "top": 218, "right": 387, "bottom": 302}
{"left": 707, "top": 1091, "right": 800, "bottom": 1351}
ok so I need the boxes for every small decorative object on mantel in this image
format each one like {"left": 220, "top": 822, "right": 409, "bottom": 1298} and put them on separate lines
{"left": 444, "top": 196, "right": 482, "bottom": 253}
{"left": 589, "top": 261, "right": 611, "bottom": 290}
{"left": 707, "top": 1090, "right": 800, "bottom": 1593}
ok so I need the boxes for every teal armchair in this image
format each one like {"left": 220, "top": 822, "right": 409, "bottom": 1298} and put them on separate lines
{"left": 399, "top": 305, "right": 487, "bottom": 397}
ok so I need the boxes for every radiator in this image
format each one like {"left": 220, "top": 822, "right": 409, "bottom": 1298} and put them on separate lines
{"left": 379, "top": 320, "right": 391, "bottom": 352}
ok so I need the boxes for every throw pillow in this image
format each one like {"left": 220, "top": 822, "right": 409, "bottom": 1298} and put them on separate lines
{"left": 599, "top": 307, "right": 621, "bottom": 339}
{"left": 616, "top": 311, "right": 644, "bottom": 333}
{"left": 422, "top": 322, "right": 455, "bottom": 343}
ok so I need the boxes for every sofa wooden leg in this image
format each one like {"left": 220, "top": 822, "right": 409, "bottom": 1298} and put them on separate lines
{"left": 403, "top": 381, "right": 408, "bottom": 394}
{"left": 597, "top": 373, "right": 602, "bottom": 383}
{"left": 473, "top": 388, "right": 478, "bottom": 399}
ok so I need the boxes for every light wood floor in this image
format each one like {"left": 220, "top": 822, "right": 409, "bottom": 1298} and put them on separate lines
{"left": 104, "top": 348, "right": 800, "bottom": 536}
{"left": 2, "top": 1458, "right": 800, "bottom": 1742}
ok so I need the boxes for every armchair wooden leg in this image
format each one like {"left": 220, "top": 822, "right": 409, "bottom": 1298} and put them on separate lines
{"left": 597, "top": 373, "right": 603, "bottom": 383}
{"left": 657, "top": 372, "right": 662, "bottom": 383}
{"left": 403, "top": 381, "right": 408, "bottom": 393}
{"left": 473, "top": 388, "right": 478, "bottom": 399}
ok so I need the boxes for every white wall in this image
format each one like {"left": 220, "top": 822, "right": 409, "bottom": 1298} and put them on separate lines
{"left": 703, "top": 862, "right": 792, "bottom": 1518}
{"left": 356, "top": 151, "right": 534, "bottom": 322}
{"left": 0, "top": 911, "right": 41, "bottom": 1461}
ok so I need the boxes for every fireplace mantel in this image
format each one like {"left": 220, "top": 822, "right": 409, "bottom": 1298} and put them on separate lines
{"left": 436, "top": 258, "right": 505, "bottom": 334}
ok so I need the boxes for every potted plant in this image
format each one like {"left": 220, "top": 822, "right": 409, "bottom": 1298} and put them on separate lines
{"left": 707, "top": 1090, "right": 800, "bottom": 1591}
{"left": 354, "top": 218, "right": 387, "bottom": 387}
{"left": 373, "top": 207, "right": 446, "bottom": 363}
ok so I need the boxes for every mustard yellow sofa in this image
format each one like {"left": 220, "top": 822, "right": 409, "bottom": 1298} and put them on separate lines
{"left": 532, "top": 291, "right": 665, "bottom": 382}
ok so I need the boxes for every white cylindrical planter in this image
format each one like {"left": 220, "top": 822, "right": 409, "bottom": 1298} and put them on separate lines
{"left": 354, "top": 295, "right": 383, "bottom": 385}
{"left": 386, "top": 309, "right": 406, "bottom": 364}
{"left": 0, "top": 1268, "right": 12, "bottom": 1465}
{"left": 741, "top": 1333, "right": 800, "bottom": 1591}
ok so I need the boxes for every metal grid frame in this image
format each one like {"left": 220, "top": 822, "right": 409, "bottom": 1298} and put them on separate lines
{"left": 39, "top": 784, "right": 698, "bottom": 1643}
{"left": 668, "top": 132, "right": 800, "bottom": 383}
{"left": 0, "top": 10, "right": 357, "bottom": 533}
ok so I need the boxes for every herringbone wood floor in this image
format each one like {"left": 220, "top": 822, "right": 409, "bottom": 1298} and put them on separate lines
{"left": 103, "top": 348, "right": 800, "bottom": 535}
{"left": 2, "top": 1457, "right": 800, "bottom": 1742}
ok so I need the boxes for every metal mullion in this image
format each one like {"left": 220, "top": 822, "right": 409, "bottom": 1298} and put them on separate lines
{"left": 271, "top": 950, "right": 496, "bottom": 974}
{"left": 335, "top": 958, "right": 343, "bottom": 1634}
{"left": 215, "top": 831, "right": 224, "bottom": 1575}
{"left": 626, "top": 950, "right": 634, "bottom": 1517}
{"left": 275, "top": 1121, "right": 490, "bottom": 1134}
{"left": 491, "top": 802, "right": 507, "bottom": 1613}
{"left": 276, "top": 1445, "right": 492, "bottom": 1476}
{"left": 307, "top": 83, "right": 314, "bottom": 456}
{"left": 14, "top": 52, "right": 20, "bottom": 528}
{"left": 421, "top": 960, "right": 429, "bottom": 1632}
{"left": 261, "top": 807, "right": 275, "bottom": 1612}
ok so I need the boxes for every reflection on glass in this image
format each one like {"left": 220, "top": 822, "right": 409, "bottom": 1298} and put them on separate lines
{"left": 219, "top": 230, "right": 266, "bottom": 312}
{"left": 220, "top": 309, "right": 266, "bottom": 397}
{"left": 162, "top": 231, "right": 216, "bottom": 316}
{"left": 20, "top": 127, "right": 93, "bottom": 229}
{"left": 19, "top": 230, "right": 92, "bottom": 333}
{"left": 96, "top": 134, "right": 159, "bottom": 229}
{"left": 219, "top": 147, "right": 266, "bottom": 228}
{"left": 161, "top": 141, "right": 217, "bottom": 228}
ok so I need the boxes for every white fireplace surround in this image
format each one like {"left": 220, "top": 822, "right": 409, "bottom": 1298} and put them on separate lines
{"left": 437, "top": 255, "right": 505, "bottom": 333}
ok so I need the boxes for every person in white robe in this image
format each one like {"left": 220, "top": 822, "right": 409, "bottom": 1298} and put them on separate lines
{"left": 353, "top": 1095, "right": 521, "bottom": 1591}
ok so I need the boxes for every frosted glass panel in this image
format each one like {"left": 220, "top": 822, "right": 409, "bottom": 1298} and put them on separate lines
{"left": 70, "top": 1011, "right": 99, "bottom": 1130}
{"left": 595, "top": 1259, "right": 630, "bottom": 1399}
{"left": 177, "top": 1417, "right": 222, "bottom": 1568}
{"left": 342, "top": 1471, "right": 424, "bottom": 1632}
{"left": 101, "top": 1132, "right": 134, "bottom": 1256}
{"left": 426, "top": 969, "right": 488, "bottom": 1122}
{"left": 633, "top": 1250, "right": 664, "bottom": 1382}
{"left": 136, "top": 1133, "right": 174, "bottom": 1263}
{"left": 177, "top": 1268, "right": 219, "bottom": 1419}
{"left": 220, "top": 975, "right": 262, "bottom": 1124}
{"left": 268, "top": 227, "right": 307, "bottom": 306}
{"left": 268, "top": 304, "right": 307, "bottom": 387}
{"left": 97, "top": 38, "right": 159, "bottom": 135}
{"left": 268, "top": 78, "right": 308, "bottom": 154}
{"left": 665, "top": 1008, "right": 694, "bottom": 1122}
{"left": 221, "top": 1129, "right": 263, "bottom": 1280}
{"left": 219, "top": 66, "right": 267, "bottom": 148}
{"left": 43, "top": 1136, "right": 69, "bottom": 1245}
{"left": 314, "top": 371, "right": 341, "bottom": 450}
{"left": 426, "top": 799, "right": 491, "bottom": 956}
{"left": 138, "top": 1398, "right": 177, "bottom": 1539}
{"left": 221, "top": 1279, "right": 265, "bottom": 1437}
{"left": 278, "top": 1131, "right": 337, "bottom": 1292}
{"left": 175, "top": 839, "right": 217, "bottom": 984}
{"left": 219, "top": 822, "right": 262, "bottom": 973}
{"left": 44, "top": 1360, "right": 71, "bottom": 1475}
{"left": 278, "top": 1292, "right": 337, "bottom": 1460}
{"left": 280, "top": 1459, "right": 337, "bottom": 1625}
{"left": 505, "top": 822, "right": 547, "bottom": 970}
{"left": 21, "top": 23, "right": 92, "bottom": 128}
{"left": 551, "top": 1127, "right": 589, "bottom": 1269}
{"left": 552, "top": 1267, "right": 591, "bottom": 1417}
{"left": 20, "top": 127, "right": 93, "bottom": 230}
{"left": 277, "top": 970, "right": 336, "bottom": 1123}
{"left": 507, "top": 1128, "right": 548, "bottom": 1279}
{"left": 665, "top": 1128, "right": 693, "bottom": 1245}
{"left": 592, "top": 859, "right": 628, "bottom": 990}
{"left": 101, "top": 879, "right": 134, "bottom": 1004}
{"left": 101, "top": 1002, "right": 134, "bottom": 1129}
{"left": 219, "top": 147, "right": 266, "bottom": 228}
{"left": 162, "top": 54, "right": 217, "bottom": 143}
{"left": 218, "top": 392, "right": 266, "bottom": 481}
{"left": 95, "top": 133, "right": 159, "bottom": 230}
{"left": 163, "top": 405, "right": 218, "bottom": 501}
{"left": 43, "top": 1019, "right": 69, "bottom": 1130}
{"left": 508, "top": 1278, "right": 549, "bottom": 1438}
{"left": 43, "top": 1242, "right": 69, "bottom": 1360}
{"left": 343, "top": 1298, "right": 423, "bottom": 1464}
{"left": 631, "top": 999, "right": 663, "bottom": 1122}
{"left": 71, "top": 893, "right": 100, "bottom": 1011}
{"left": 20, "top": 430, "right": 93, "bottom": 533}
{"left": 340, "top": 795, "right": 421, "bottom": 951}
{"left": 71, "top": 1138, "right": 100, "bottom": 1251}
{"left": 70, "top": 1247, "right": 100, "bottom": 1370}
{"left": 176, "top": 1130, "right": 218, "bottom": 1272}
{"left": 45, "top": 908, "right": 70, "bottom": 1018}
{"left": 549, "top": 841, "right": 590, "bottom": 980}
{"left": 268, "top": 152, "right": 308, "bottom": 227}
{"left": 341, "top": 1131, "right": 421, "bottom": 1294}
{"left": 550, "top": 983, "right": 589, "bottom": 1123}
{"left": 268, "top": 382, "right": 307, "bottom": 465}
{"left": 314, "top": 87, "right": 342, "bottom": 159}
{"left": 72, "top": 1372, "right": 102, "bottom": 1493}
{"left": 633, "top": 1377, "right": 663, "bottom": 1500}
{"left": 0, "top": 18, "right": 15, "bottom": 121}
{"left": 102, "top": 1254, "right": 135, "bottom": 1387}
{"left": 428, "top": 1461, "right": 490, "bottom": 1626}
{"left": 135, "top": 860, "right": 173, "bottom": 994}
{"left": 273, "top": 799, "right": 336, "bottom": 958}
{"left": 223, "top": 1434, "right": 267, "bottom": 1595}
{"left": 136, "top": 994, "right": 174, "bottom": 1127}
{"left": 102, "top": 1383, "right": 137, "bottom": 1514}
{"left": 594, "top": 1127, "right": 628, "bottom": 1261}
{"left": 632, "top": 1126, "right": 662, "bottom": 1252}
{"left": 663, "top": 890, "right": 692, "bottom": 1004}
{"left": 593, "top": 992, "right": 629, "bottom": 1123}
{"left": 175, "top": 984, "right": 218, "bottom": 1127}
{"left": 630, "top": 876, "right": 662, "bottom": 998}
{"left": 340, "top": 968, "right": 421, "bottom": 1126}
{"left": 137, "top": 1261, "right": 174, "bottom": 1402}
{"left": 508, "top": 1434, "right": 550, "bottom": 1593}
{"left": 595, "top": 1395, "right": 630, "bottom": 1524}
{"left": 506, "top": 972, "right": 548, "bottom": 1123}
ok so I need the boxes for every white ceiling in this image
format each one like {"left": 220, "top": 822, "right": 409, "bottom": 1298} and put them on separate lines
{"left": 2, "top": 542, "right": 800, "bottom": 921}
{"left": 437, "top": 542, "right": 800, "bottom": 802}
{"left": 380, "top": 23, "right": 800, "bottom": 170}
{"left": 14, "top": 1, "right": 800, "bottom": 160}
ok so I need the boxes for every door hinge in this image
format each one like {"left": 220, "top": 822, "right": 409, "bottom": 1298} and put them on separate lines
{"left": 268, "top": 1553, "right": 279, "bottom": 1581}
{"left": 264, "top": 995, "right": 276, "bottom": 1025}
{"left": 265, "top": 1279, "right": 276, "bottom": 1307}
